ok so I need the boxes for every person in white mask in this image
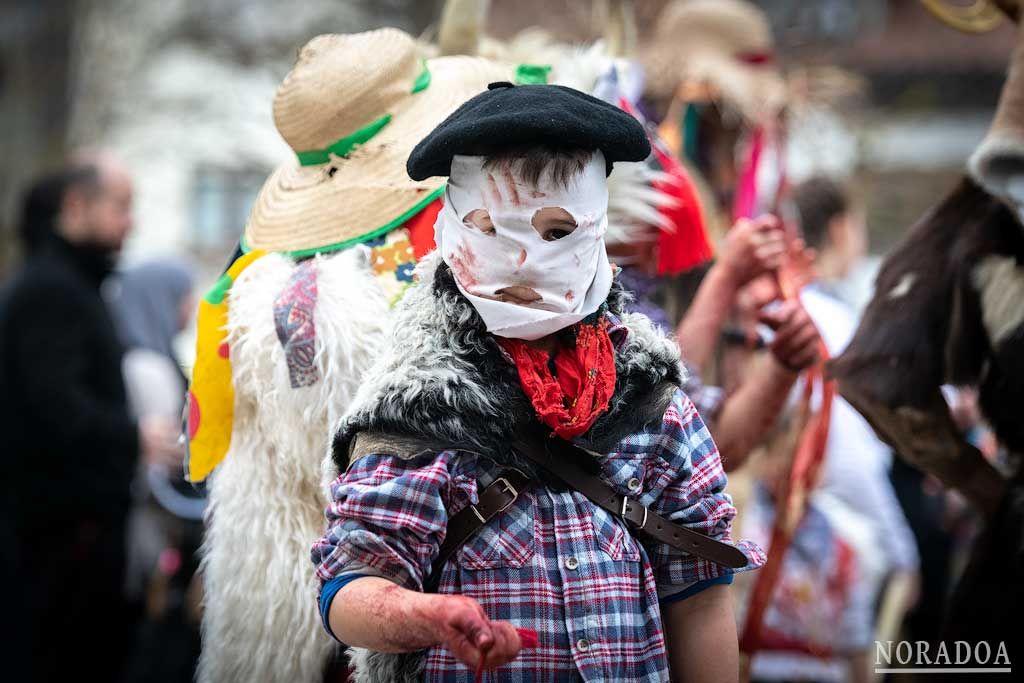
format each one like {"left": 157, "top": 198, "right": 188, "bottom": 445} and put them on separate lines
{"left": 312, "top": 83, "right": 764, "bottom": 683}
{"left": 438, "top": 150, "right": 614, "bottom": 343}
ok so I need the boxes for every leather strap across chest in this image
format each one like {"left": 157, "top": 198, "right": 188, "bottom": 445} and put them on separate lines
{"left": 424, "top": 467, "right": 531, "bottom": 593}
{"left": 510, "top": 423, "right": 748, "bottom": 569}
{"left": 348, "top": 427, "right": 748, "bottom": 594}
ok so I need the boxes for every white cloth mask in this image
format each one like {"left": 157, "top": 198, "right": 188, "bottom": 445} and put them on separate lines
{"left": 436, "top": 153, "right": 613, "bottom": 340}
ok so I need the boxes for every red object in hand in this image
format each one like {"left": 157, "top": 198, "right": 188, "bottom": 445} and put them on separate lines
{"left": 515, "top": 627, "right": 539, "bottom": 649}
{"left": 474, "top": 628, "right": 538, "bottom": 682}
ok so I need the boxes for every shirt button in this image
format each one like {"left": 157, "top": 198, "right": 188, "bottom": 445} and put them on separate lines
{"left": 564, "top": 557, "right": 579, "bottom": 571}
{"left": 576, "top": 638, "right": 591, "bottom": 652}
{"left": 627, "top": 477, "right": 642, "bottom": 491}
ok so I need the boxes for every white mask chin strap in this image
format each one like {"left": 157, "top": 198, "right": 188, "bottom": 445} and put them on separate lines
{"left": 436, "top": 153, "right": 612, "bottom": 340}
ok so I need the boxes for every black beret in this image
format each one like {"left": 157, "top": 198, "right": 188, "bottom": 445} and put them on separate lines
{"left": 407, "top": 82, "right": 651, "bottom": 180}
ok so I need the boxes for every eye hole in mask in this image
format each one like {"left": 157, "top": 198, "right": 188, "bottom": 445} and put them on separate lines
{"left": 462, "top": 209, "right": 495, "bottom": 235}
{"left": 461, "top": 207, "right": 579, "bottom": 242}
{"left": 532, "top": 207, "right": 577, "bottom": 241}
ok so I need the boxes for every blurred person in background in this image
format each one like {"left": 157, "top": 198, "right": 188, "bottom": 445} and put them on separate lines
{"left": 632, "top": 0, "right": 820, "bottom": 472}
{"left": 106, "top": 258, "right": 203, "bottom": 683}
{"left": 616, "top": 207, "right": 822, "bottom": 470}
{"left": 790, "top": 176, "right": 919, "bottom": 586}
{"left": 672, "top": 216, "right": 820, "bottom": 470}
{"left": 744, "top": 175, "right": 918, "bottom": 681}
{"left": 0, "top": 152, "right": 182, "bottom": 682}
{"left": 641, "top": 0, "right": 788, "bottom": 233}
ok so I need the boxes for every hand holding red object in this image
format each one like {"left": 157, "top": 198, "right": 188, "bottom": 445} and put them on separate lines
{"left": 718, "top": 215, "right": 787, "bottom": 288}
{"left": 758, "top": 301, "right": 820, "bottom": 372}
{"left": 332, "top": 578, "right": 530, "bottom": 674}
{"left": 402, "top": 593, "right": 522, "bottom": 673}
{"left": 475, "top": 628, "right": 538, "bottom": 682}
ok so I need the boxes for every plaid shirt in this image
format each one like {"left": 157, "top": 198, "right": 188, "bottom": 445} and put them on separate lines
{"left": 312, "top": 388, "right": 765, "bottom": 682}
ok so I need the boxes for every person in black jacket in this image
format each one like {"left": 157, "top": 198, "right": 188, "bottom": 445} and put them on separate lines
{"left": 0, "top": 152, "right": 182, "bottom": 682}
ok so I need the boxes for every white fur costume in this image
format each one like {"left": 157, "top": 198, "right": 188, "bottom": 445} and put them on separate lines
{"left": 197, "top": 246, "right": 390, "bottom": 683}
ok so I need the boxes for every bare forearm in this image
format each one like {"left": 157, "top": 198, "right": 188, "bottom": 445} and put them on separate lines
{"left": 713, "top": 354, "right": 797, "bottom": 471}
{"left": 664, "top": 584, "right": 738, "bottom": 683}
{"left": 329, "top": 577, "right": 439, "bottom": 652}
{"left": 676, "top": 265, "right": 738, "bottom": 371}
{"left": 329, "top": 576, "right": 523, "bottom": 669}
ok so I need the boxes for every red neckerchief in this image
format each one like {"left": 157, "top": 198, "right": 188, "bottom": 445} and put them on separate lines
{"left": 498, "top": 316, "right": 617, "bottom": 440}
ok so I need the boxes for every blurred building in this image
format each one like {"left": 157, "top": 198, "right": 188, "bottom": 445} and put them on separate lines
{"left": 0, "top": 0, "right": 1015, "bottom": 277}
{"left": 766, "top": 0, "right": 1015, "bottom": 253}
{"left": 0, "top": 0, "right": 445, "bottom": 278}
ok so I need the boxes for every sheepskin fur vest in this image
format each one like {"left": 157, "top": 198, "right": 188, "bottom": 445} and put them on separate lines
{"left": 328, "top": 253, "right": 684, "bottom": 683}
{"left": 332, "top": 252, "right": 683, "bottom": 472}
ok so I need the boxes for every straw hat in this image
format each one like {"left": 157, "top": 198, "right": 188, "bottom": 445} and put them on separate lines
{"left": 641, "top": 0, "right": 787, "bottom": 124}
{"left": 244, "top": 29, "right": 513, "bottom": 256}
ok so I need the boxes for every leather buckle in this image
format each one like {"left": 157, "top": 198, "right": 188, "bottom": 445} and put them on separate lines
{"left": 621, "top": 496, "right": 649, "bottom": 530}
{"left": 493, "top": 477, "right": 519, "bottom": 513}
{"left": 470, "top": 477, "right": 521, "bottom": 524}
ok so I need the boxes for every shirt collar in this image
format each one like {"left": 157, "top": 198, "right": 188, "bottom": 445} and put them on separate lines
{"left": 606, "top": 312, "right": 630, "bottom": 350}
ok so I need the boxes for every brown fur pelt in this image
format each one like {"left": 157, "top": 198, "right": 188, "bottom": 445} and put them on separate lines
{"left": 831, "top": 177, "right": 1024, "bottom": 658}
{"left": 830, "top": 179, "right": 1021, "bottom": 515}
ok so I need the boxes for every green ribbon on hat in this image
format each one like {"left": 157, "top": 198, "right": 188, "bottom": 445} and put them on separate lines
{"left": 295, "top": 114, "right": 393, "bottom": 166}
{"left": 295, "top": 60, "right": 431, "bottom": 166}
{"left": 515, "top": 63, "right": 551, "bottom": 84}
{"left": 411, "top": 59, "right": 431, "bottom": 93}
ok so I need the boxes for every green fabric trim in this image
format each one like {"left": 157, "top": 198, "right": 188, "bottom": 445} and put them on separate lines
{"left": 515, "top": 63, "right": 551, "bottom": 85}
{"left": 411, "top": 60, "right": 431, "bottom": 93}
{"left": 204, "top": 273, "right": 234, "bottom": 305}
{"left": 295, "top": 114, "right": 393, "bottom": 166}
{"left": 683, "top": 103, "right": 701, "bottom": 168}
{"left": 240, "top": 184, "right": 445, "bottom": 258}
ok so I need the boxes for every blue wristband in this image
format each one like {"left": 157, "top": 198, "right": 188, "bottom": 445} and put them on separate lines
{"left": 319, "top": 573, "right": 370, "bottom": 640}
{"left": 659, "top": 573, "right": 734, "bottom": 606}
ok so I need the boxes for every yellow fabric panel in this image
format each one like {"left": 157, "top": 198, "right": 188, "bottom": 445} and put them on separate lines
{"left": 186, "top": 250, "right": 265, "bottom": 481}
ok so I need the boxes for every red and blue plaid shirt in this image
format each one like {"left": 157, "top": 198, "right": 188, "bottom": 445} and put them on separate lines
{"left": 312, "top": 387, "right": 765, "bottom": 682}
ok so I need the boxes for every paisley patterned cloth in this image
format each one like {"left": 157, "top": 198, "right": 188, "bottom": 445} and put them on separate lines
{"left": 269, "top": 227, "right": 422, "bottom": 391}
{"left": 273, "top": 259, "right": 320, "bottom": 389}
